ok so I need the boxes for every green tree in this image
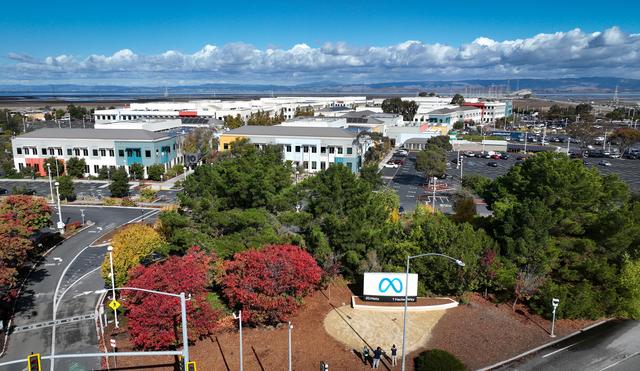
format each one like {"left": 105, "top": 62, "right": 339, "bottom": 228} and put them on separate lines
{"left": 452, "top": 121, "right": 464, "bottom": 130}
{"left": 109, "top": 167, "right": 130, "bottom": 197}
{"left": 359, "top": 163, "right": 383, "bottom": 190}
{"left": 129, "top": 163, "right": 145, "bottom": 180}
{"left": 224, "top": 114, "right": 245, "bottom": 129}
{"left": 182, "top": 127, "right": 215, "bottom": 155}
{"left": 450, "top": 94, "right": 465, "bottom": 105}
{"left": 43, "top": 157, "right": 64, "bottom": 176}
{"left": 427, "top": 135, "right": 452, "bottom": 151}
{"left": 97, "top": 166, "right": 110, "bottom": 180}
{"left": 452, "top": 193, "right": 476, "bottom": 223}
{"left": 56, "top": 175, "right": 75, "bottom": 201}
{"left": 574, "top": 103, "right": 593, "bottom": 116}
{"left": 65, "top": 157, "right": 86, "bottom": 178}
{"left": 147, "top": 164, "right": 165, "bottom": 181}
{"left": 381, "top": 98, "right": 419, "bottom": 121}
{"left": 294, "top": 106, "right": 314, "bottom": 117}
{"left": 415, "top": 148, "right": 446, "bottom": 178}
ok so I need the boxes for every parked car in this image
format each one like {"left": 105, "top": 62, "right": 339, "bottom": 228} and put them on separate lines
{"left": 500, "top": 154, "right": 510, "bottom": 160}
{"left": 0, "top": 187, "right": 8, "bottom": 195}
{"left": 583, "top": 160, "right": 590, "bottom": 166}
{"left": 598, "top": 160, "right": 612, "bottom": 167}
{"left": 23, "top": 188, "right": 37, "bottom": 195}
{"left": 464, "top": 151, "right": 475, "bottom": 157}
{"left": 451, "top": 158, "right": 458, "bottom": 164}
{"left": 490, "top": 154, "right": 502, "bottom": 160}
{"left": 384, "top": 161, "right": 399, "bottom": 168}
{"left": 396, "top": 150, "right": 408, "bottom": 156}
{"left": 392, "top": 159, "right": 405, "bottom": 165}
{"left": 487, "top": 162, "right": 498, "bottom": 167}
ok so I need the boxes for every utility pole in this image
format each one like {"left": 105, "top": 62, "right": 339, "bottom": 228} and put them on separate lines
{"left": 54, "top": 181, "right": 64, "bottom": 234}
{"left": 233, "top": 310, "right": 244, "bottom": 371}
{"left": 47, "top": 163, "right": 54, "bottom": 203}
{"left": 107, "top": 246, "right": 119, "bottom": 328}
{"left": 431, "top": 177, "right": 437, "bottom": 213}
{"left": 288, "top": 322, "right": 293, "bottom": 371}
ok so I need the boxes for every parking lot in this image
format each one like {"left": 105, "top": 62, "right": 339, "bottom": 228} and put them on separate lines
{"left": 0, "top": 179, "right": 114, "bottom": 198}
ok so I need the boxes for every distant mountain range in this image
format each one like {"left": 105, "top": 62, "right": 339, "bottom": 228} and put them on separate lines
{"left": 1, "top": 77, "right": 639, "bottom": 97}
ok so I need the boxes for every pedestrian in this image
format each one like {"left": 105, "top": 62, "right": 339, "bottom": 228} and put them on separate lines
{"left": 390, "top": 344, "right": 398, "bottom": 366}
{"left": 363, "top": 345, "right": 370, "bottom": 365}
{"left": 372, "top": 346, "right": 383, "bottom": 368}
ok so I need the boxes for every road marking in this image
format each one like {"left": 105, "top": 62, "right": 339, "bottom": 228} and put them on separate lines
{"left": 12, "top": 313, "right": 95, "bottom": 333}
{"left": 542, "top": 339, "right": 585, "bottom": 358}
{"left": 98, "top": 183, "right": 109, "bottom": 189}
{"left": 598, "top": 352, "right": 640, "bottom": 371}
{"left": 53, "top": 257, "right": 62, "bottom": 263}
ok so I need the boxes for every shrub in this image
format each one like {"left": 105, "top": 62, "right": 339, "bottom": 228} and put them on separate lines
{"left": 147, "top": 164, "right": 165, "bottom": 181}
{"left": 104, "top": 197, "right": 119, "bottom": 206}
{"left": 221, "top": 244, "right": 322, "bottom": 326}
{"left": 139, "top": 188, "right": 158, "bottom": 202}
{"left": 109, "top": 168, "right": 130, "bottom": 197}
{"left": 56, "top": 175, "right": 76, "bottom": 201}
{"left": 100, "top": 223, "right": 166, "bottom": 287}
{"left": 121, "top": 197, "right": 137, "bottom": 207}
{"left": 65, "top": 221, "right": 82, "bottom": 234}
{"left": 414, "top": 349, "right": 466, "bottom": 371}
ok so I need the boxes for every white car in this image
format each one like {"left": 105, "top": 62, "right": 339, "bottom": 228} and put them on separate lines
{"left": 384, "top": 162, "right": 399, "bottom": 168}
{"left": 396, "top": 150, "right": 408, "bottom": 156}
{"left": 598, "top": 160, "right": 612, "bottom": 167}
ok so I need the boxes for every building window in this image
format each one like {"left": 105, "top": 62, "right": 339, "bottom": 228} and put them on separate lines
{"left": 82, "top": 148, "right": 89, "bottom": 156}
{"left": 118, "top": 149, "right": 125, "bottom": 157}
{"left": 320, "top": 162, "right": 326, "bottom": 170}
{"left": 24, "top": 148, "right": 30, "bottom": 155}
{"left": 337, "top": 147, "right": 343, "bottom": 154}
{"left": 295, "top": 146, "right": 301, "bottom": 153}
{"left": 145, "top": 150, "right": 151, "bottom": 157}
{"left": 100, "top": 149, "right": 106, "bottom": 157}
{"left": 321, "top": 147, "right": 326, "bottom": 153}
{"left": 346, "top": 162, "right": 352, "bottom": 169}
{"left": 16, "top": 148, "right": 22, "bottom": 155}
{"left": 303, "top": 161, "right": 309, "bottom": 169}
{"left": 311, "top": 146, "right": 317, "bottom": 153}
{"left": 329, "top": 147, "right": 335, "bottom": 154}
{"left": 42, "top": 148, "right": 47, "bottom": 155}
{"left": 74, "top": 148, "right": 80, "bottom": 156}
{"left": 93, "top": 149, "right": 99, "bottom": 156}
{"left": 67, "top": 148, "right": 72, "bottom": 156}
{"left": 303, "top": 146, "right": 309, "bottom": 153}
{"left": 311, "top": 161, "right": 317, "bottom": 170}
{"left": 94, "top": 165, "right": 100, "bottom": 173}
{"left": 32, "top": 148, "right": 37, "bottom": 155}
{"left": 109, "top": 149, "right": 114, "bottom": 156}
{"left": 18, "top": 163, "right": 24, "bottom": 170}
{"left": 84, "top": 165, "right": 89, "bottom": 174}
{"left": 223, "top": 143, "right": 229, "bottom": 150}
{"left": 57, "top": 148, "right": 63, "bottom": 156}
{"left": 347, "top": 147, "right": 353, "bottom": 154}
{"left": 286, "top": 145, "right": 291, "bottom": 152}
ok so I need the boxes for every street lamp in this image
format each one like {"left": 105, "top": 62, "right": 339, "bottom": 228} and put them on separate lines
{"left": 401, "top": 253, "right": 465, "bottom": 371}
{"left": 550, "top": 298, "right": 560, "bottom": 337}
{"left": 80, "top": 209, "right": 85, "bottom": 226}
{"left": 107, "top": 246, "right": 119, "bottom": 328}
{"left": 431, "top": 177, "right": 437, "bottom": 214}
{"left": 183, "top": 166, "right": 188, "bottom": 183}
{"left": 288, "top": 321, "right": 293, "bottom": 371}
{"left": 54, "top": 181, "right": 64, "bottom": 233}
{"left": 47, "top": 163, "right": 54, "bottom": 203}
{"left": 232, "top": 310, "right": 244, "bottom": 371}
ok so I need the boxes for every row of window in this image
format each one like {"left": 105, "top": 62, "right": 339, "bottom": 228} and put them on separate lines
{"left": 17, "top": 145, "right": 176, "bottom": 158}
{"left": 284, "top": 145, "right": 352, "bottom": 155}
{"left": 295, "top": 160, "right": 353, "bottom": 170}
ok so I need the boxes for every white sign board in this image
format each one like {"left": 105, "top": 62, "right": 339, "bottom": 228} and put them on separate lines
{"left": 363, "top": 272, "right": 418, "bottom": 298}
{"left": 110, "top": 339, "right": 117, "bottom": 348}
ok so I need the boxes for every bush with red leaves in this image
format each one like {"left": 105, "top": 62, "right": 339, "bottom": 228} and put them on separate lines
{"left": 123, "top": 247, "right": 220, "bottom": 350}
{"left": 222, "top": 244, "right": 322, "bottom": 326}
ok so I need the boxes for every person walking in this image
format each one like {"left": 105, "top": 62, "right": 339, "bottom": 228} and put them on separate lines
{"left": 390, "top": 344, "right": 398, "bottom": 366}
{"left": 372, "top": 346, "right": 383, "bottom": 368}
{"left": 363, "top": 345, "right": 370, "bottom": 365}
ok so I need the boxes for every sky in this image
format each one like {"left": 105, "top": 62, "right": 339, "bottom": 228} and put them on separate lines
{"left": 1, "top": 0, "right": 639, "bottom": 85}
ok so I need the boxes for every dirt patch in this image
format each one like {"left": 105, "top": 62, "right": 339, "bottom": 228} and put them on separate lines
{"left": 324, "top": 304, "right": 445, "bottom": 356}
{"left": 423, "top": 293, "right": 598, "bottom": 369}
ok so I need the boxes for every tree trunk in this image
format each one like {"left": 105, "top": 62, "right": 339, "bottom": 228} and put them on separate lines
{"left": 512, "top": 297, "right": 518, "bottom": 311}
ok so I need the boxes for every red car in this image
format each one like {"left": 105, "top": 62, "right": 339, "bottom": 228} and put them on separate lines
{"left": 490, "top": 154, "right": 502, "bottom": 160}
{"left": 393, "top": 159, "right": 405, "bottom": 165}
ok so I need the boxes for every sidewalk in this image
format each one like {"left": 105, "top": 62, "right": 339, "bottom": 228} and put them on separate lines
{"left": 145, "top": 169, "right": 192, "bottom": 190}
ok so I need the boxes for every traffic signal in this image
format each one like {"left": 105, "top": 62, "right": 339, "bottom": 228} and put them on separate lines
{"left": 27, "top": 353, "right": 41, "bottom": 371}
{"left": 185, "top": 361, "right": 197, "bottom": 371}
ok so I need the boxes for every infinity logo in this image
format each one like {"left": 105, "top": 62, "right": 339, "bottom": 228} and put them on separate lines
{"left": 378, "top": 278, "right": 403, "bottom": 293}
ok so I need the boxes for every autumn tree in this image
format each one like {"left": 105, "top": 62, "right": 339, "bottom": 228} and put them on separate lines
{"left": 610, "top": 128, "right": 640, "bottom": 156}
{"left": 124, "top": 247, "right": 221, "bottom": 349}
{"left": 182, "top": 127, "right": 216, "bottom": 156}
{"left": 100, "top": 223, "right": 166, "bottom": 287}
{"left": 222, "top": 244, "right": 322, "bottom": 325}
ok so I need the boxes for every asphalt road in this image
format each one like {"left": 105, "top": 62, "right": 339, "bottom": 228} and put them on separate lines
{"left": 497, "top": 320, "right": 640, "bottom": 371}
{"left": 0, "top": 206, "right": 158, "bottom": 371}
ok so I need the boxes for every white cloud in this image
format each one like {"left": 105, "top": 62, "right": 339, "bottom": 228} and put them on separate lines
{"left": 4, "top": 26, "right": 640, "bottom": 84}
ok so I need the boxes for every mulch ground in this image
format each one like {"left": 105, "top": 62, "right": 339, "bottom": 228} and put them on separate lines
{"left": 103, "top": 287, "right": 599, "bottom": 371}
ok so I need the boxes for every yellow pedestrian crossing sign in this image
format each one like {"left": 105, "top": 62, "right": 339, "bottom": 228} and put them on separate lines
{"left": 108, "top": 299, "right": 121, "bottom": 311}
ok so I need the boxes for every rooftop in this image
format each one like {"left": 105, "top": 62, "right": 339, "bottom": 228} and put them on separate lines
{"left": 16, "top": 128, "right": 172, "bottom": 141}
{"left": 225, "top": 125, "right": 356, "bottom": 138}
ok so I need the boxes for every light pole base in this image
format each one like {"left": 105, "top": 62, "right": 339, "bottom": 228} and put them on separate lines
{"left": 550, "top": 334, "right": 556, "bottom": 338}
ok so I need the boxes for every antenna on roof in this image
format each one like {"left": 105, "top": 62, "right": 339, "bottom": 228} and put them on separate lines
{"left": 164, "top": 87, "right": 169, "bottom": 98}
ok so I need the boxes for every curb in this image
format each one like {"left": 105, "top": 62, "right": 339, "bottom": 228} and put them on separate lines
{"left": 477, "top": 319, "right": 612, "bottom": 370}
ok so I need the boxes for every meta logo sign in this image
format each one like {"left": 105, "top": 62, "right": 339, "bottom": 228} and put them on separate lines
{"left": 363, "top": 272, "right": 418, "bottom": 302}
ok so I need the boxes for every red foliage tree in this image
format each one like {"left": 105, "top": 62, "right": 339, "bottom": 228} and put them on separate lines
{"left": 0, "top": 196, "right": 52, "bottom": 288}
{"left": 123, "top": 247, "right": 220, "bottom": 350}
{"left": 222, "top": 244, "right": 322, "bottom": 326}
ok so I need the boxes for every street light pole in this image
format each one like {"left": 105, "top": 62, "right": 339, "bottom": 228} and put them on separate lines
{"left": 288, "top": 321, "right": 293, "bottom": 371}
{"left": 550, "top": 298, "right": 559, "bottom": 337}
{"left": 54, "top": 181, "right": 64, "bottom": 234}
{"left": 180, "top": 292, "right": 189, "bottom": 364}
{"left": 107, "top": 246, "right": 119, "bottom": 328}
{"left": 431, "top": 177, "right": 437, "bottom": 213}
{"left": 47, "top": 163, "right": 54, "bottom": 203}
{"left": 80, "top": 209, "right": 85, "bottom": 226}
{"left": 183, "top": 166, "right": 188, "bottom": 183}
{"left": 401, "top": 253, "right": 465, "bottom": 371}
{"left": 233, "top": 310, "right": 244, "bottom": 371}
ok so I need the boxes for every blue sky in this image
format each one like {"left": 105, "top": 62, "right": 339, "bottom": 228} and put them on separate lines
{"left": 1, "top": 0, "right": 639, "bottom": 84}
